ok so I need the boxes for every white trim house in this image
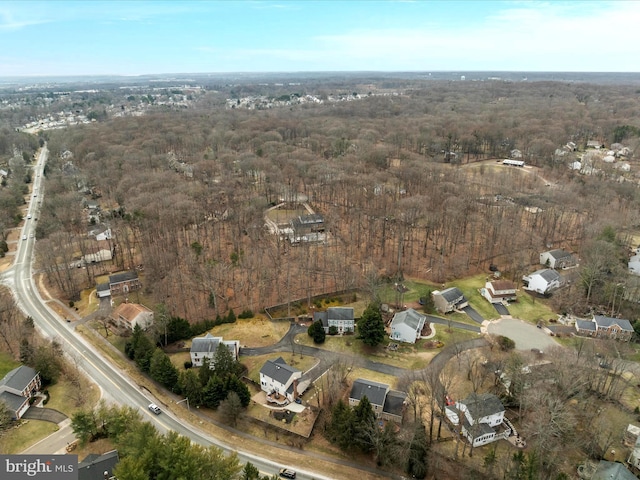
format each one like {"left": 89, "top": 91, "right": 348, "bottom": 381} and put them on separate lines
{"left": 390, "top": 308, "right": 426, "bottom": 344}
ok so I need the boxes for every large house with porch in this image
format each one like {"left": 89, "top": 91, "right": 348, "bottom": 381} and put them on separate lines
{"left": 0, "top": 365, "right": 41, "bottom": 420}
{"left": 575, "top": 315, "right": 634, "bottom": 341}
{"left": 259, "top": 357, "right": 303, "bottom": 404}
{"left": 445, "top": 393, "right": 510, "bottom": 447}
{"left": 313, "top": 306, "right": 355, "bottom": 334}
{"left": 110, "top": 302, "right": 154, "bottom": 331}
{"left": 190, "top": 333, "right": 240, "bottom": 367}
{"left": 522, "top": 269, "right": 561, "bottom": 295}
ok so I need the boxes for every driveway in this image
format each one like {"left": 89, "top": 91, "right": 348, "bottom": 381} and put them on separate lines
{"left": 493, "top": 303, "right": 510, "bottom": 316}
{"left": 22, "top": 406, "right": 68, "bottom": 424}
{"left": 487, "top": 317, "right": 560, "bottom": 351}
{"left": 461, "top": 305, "right": 484, "bottom": 324}
{"left": 425, "top": 315, "right": 481, "bottom": 333}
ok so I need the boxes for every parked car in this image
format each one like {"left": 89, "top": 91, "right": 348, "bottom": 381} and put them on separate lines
{"left": 148, "top": 403, "right": 161, "bottom": 414}
{"left": 22, "top": 234, "right": 27, "bottom": 240}
{"left": 279, "top": 468, "right": 296, "bottom": 479}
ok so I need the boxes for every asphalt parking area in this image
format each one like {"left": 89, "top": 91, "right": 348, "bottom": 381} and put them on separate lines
{"left": 487, "top": 317, "right": 560, "bottom": 351}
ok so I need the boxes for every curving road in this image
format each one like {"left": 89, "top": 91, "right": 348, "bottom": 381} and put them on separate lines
{"left": 1, "top": 147, "right": 342, "bottom": 480}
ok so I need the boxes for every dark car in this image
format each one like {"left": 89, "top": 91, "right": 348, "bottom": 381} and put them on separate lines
{"left": 279, "top": 468, "right": 296, "bottom": 479}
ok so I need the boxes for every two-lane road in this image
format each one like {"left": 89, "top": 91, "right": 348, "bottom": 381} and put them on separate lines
{"left": 2, "top": 146, "right": 376, "bottom": 480}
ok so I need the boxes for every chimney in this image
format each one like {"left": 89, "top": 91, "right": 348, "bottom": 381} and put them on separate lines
{"left": 293, "top": 378, "right": 298, "bottom": 400}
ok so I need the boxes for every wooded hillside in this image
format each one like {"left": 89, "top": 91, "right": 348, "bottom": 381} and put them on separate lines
{"left": 37, "top": 79, "right": 640, "bottom": 320}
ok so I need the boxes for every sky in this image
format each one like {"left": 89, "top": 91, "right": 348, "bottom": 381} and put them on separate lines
{"left": 1, "top": 0, "right": 639, "bottom": 77}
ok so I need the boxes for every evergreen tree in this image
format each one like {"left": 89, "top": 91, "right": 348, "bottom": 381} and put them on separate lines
{"left": 179, "top": 369, "right": 203, "bottom": 406}
{"left": 357, "top": 303, "right": 386, "bottom": 347}
{"left": 213, "top": 342, "right": 241, "bottom": 377}
{"left": 307, "top": 319, "right": 326, "bottom": 344}
{"left": 327, "top": 399, "right": 355, "bottom": 450}
{"left": 199, "top": 357, "right": 213, "bottom": 385}
{"left": 241, "top": 462, "right": 261, "bottom": 480}
{"left": 352, "top": 395, "right": 377, "bottom": 452}
{"left": 203, "top": 376, "right": 226, "bottom": 408}
{"left": 406, "top": 422, "right": 429, "bottom": 479}
{"left": 228, "top": 375, "right": 251, "bottom": 407}
{"left": 149, "top": 348, "right": 179, "bottom": 390}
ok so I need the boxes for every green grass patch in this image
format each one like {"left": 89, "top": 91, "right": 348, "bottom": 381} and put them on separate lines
{"left": 0, "top": 351, "right": 20, "bottom": 378}
{"left": 0, "top": 420, "right": 58, "bottom": 454}
{"left": 432, "top": 326, "right": 481, "bottom": 345}
{"left": 505, "top": 291, "right": 557, "bottom": 323}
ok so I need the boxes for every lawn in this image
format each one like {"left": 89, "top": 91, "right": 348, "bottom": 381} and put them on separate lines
{"left": 0, "top": 351, "right": 20, "bottom": 377}
{"left": 242, "top": 353, "right": 318, "bottom": 384}
{"left": 210, "top": 315, "right": 291, "bottom": 347}
{"left": 0, "top": 421, "right": 58, "bottom": 454}
{"left": 295, "top": 332, "right": 432, "bottom": 370}
{"left": 505, "top": 291, "right": 557, "bottom": 323}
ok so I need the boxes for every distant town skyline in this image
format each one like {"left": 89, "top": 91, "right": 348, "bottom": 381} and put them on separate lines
{"left": 1, "top": 0, "right": 639, "bottom": 77}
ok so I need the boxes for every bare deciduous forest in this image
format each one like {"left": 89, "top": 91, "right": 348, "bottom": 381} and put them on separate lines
{"left": 34, "top": 78, "right": 640, "bottom": 320}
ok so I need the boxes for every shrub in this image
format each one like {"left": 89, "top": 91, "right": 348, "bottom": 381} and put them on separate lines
{"left": 68, "top": 301, "right": 74, "bottom": 308}
{"left": 497, "top": 335, "right": 515, "bottom": 351}
{"left": 184, "top": 361, "right": 193, "bottom": 369}
{"left": 328, "top": 326, "right": 339, "bottom": 335}
{"left": 238, "top": 309, "right": 254, "bottom": 319}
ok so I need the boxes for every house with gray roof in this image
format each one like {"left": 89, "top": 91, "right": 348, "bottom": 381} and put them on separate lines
{"left": 0, "top": 365, "right": 41, "bottom": 420}
{"left": 259, "top": 357, "right": 303, "bottom": 403}
{"left": 190, "top": 333, "right": 239, "bottom": 367}
{"left": 432, "top": 287, "right": 468, "bottom": 314}
{"left": 313, "top": 306, "right": 354, "bottom": 334}
{"left": 591, "top": 460, "right": 637, "bottom": 480}
{"left": 445, "top": 392, "right": 509, "bottom": 447}
{"left": 522, "top": 269, "right": 561, "bottom": 295}
{"left": 78, "top": 450, "right": 119, "bottom": 480}
{"left": 539, "top": 249, "right": 577, "bottom": 269}
{"left": 109, "top": 271, "right": 140, "bottom": 296}
{"left": 390, "top": 308, "right": 426, "bottom": 343}
{"left": 575, "top": 315, "right": 634, "bottom": 341}
{"left": 349, "top": 378, "right": 407, "bottom": 423}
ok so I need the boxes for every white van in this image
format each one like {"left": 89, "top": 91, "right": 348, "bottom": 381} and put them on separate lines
{"left": 148, "top": 403, "right": 161, "bottom": 414}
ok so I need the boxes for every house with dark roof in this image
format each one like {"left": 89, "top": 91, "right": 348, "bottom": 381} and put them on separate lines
{"left": 313, "top": 306, "right": 354, "bottom": 334}
{"left": 78, "top": 450, "right": 119, "bottom": 480}
{"left": 190, "top": 333, "right": 239, "bottom": 367}
{"left": 108, "top": 271, "right": 141, "bottom": 296}
{"left": 522, "top": 269, "right": 561, "bottom": 295}
{"left": 482, "top": 280, "right": 517, "bottom": 304}
{"left": 591, "top": 460, "right": 636, "bottom": 480}
{"left": 290, "top": 214, "right": 324, "bottom": 234}
{"left": 349, "top": 378, "right": 407, "bottom": 423}
{"left": 0, "top": 365, "right": 41, "bottom": 420}
{"left": 110, "top": 302, "right": 154, "bottom": 331}
{"left": 390, "top": 308, "right": 426, "bottom": 344}
{"left": 432, "top": 287, "right": 468, "bottom": 314}
{"left": 575, "top": 315, "right": 634, "bottom": 341}
{"left": 446, "top": 393, "right": 510, "bottom": 447}
{"left": 259, "top": 357, "right": 303, "bottom": 403}
{"left": 96, "top": 283, "right": 111, "bottom": 298}
{"left": 539, "top": 249, "right": 577, "bottom": 269}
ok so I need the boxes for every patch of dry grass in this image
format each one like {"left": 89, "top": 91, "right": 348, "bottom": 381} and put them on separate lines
{"left": 0, "top": 421, "right": 58, "bottom": 454}
{"left": 211, "top": 315, "right": 291, "bottom": 347}
{"left": 74, "top": 288, "right": 101, "bottom": 317}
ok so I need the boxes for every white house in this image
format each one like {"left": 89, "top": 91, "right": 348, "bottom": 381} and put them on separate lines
{"left": 482, "top": 280, "right": 517, "bottom": 304}
{"left": 539, "top": 249, "right": 577, "bottom": 269}
{"left": 110, "top": 302, "right": 154, "bottom": 331}
{"left": 313, "top": 306, "right": 355, "bottom": 334}
{"left": 390, "top": 308, "right": 426, "bottom": 344}
{"left": 190, "top": 333, "right": 240, "bottom": 367}
{"left": 0, "top": 366, "right": 41, "bottom": 420}
{"left": 259, "top": 357, "right": 302, "bottom": 403}
{"left": 522, "top": 269, "right": 561, "bottom": 295}
{"left": 445, "top": 393, "right": 509, "bottom": 447}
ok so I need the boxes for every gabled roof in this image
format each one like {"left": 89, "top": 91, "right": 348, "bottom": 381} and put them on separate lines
{"left": 109, "top": 271, "right": 138, "bottom": 284}
{"left": 79, "top": 450, "right": 119, "bottom": 480}
{"left": 260, "top": 357, "right": 300, "bottom": 385}
{"left": 382, "top": 390, "right": 407, "bottom": 417}
{"left": 460, "top": 393, "right": 504, "bottom": 421}
{"left": 576, "top": 319, "right": 596, "bottom": 331}
{"left": 190, "top": 333, "right": 221, "bottom": 354}
{"left": 592, "top": 460, "right": 636, "bottom": 480}
{"left": 0, "top": 365, "right": 38, "bottom": 391}
{"left": 527, "top": 269, "right": 561, "bottom": 282}
{"left": 0, "top": 390, "right": 29, "bottom": 412}
{"left": 350, "top": 378, "right": 388, "bottom": 407}
{"left": 96, "top": 283, "right": 110, "bottom": 293}
{"left": 327, "top": 307, "right": 354, "bottom": 321}
{"left": 489, "top": 280, "right": 516, "bottom": 291}
{"left": 111, "top": 303, "right": 152, "bottom": 324}
{"left": 439, "top": 287, "right": 465, "bottom": 303}
{"left": 594, "top": 315, "right": 634, "bottom": 332}
{"left": 544, "top": 249, "right": 573, "bottom": 260}
{"left": 391, "top": 308, "right": 425, "bottom": 331}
